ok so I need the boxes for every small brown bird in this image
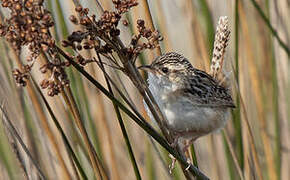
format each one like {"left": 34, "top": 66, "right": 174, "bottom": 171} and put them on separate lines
{"left": 140, "top": 52, "right": 235, "bottom": 152}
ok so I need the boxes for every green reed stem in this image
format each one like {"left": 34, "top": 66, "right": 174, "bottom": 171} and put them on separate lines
{"left": 31, "top": 77, "right": 88, "bottom": 180}
{"left": 249, "top": 0, "right": 290, "bottom": 57}
{"left": 97, "top": 53, "right": 142, "bottom": 180}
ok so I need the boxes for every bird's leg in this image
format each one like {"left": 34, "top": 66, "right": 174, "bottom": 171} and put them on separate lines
{"left": 182, "top": 138, "right": 198, "bottom": 171}
{"left": 184, "top": 144, "right": 192, "bottom": 163}
{"left": 182, "top": 140, "right": 193, "bottom": 168}
{"left": 174, "top": 139, "right": 194, "bottom": 172}
{"left": 168, "top": 154, "right": 176, "bottom": 174}
{"left": 169, "top": 137, "right": 196, "bottom": 173}
{"left": 168, "top": 136, "right": 180, "bottom": 173}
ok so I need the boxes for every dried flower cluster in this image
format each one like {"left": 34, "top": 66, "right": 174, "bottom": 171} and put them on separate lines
{"left": 1, "top": 0, "right": 163, "bottom": 95}
{"left": 127, "top": 19, "right": 163, "bottom": 56}
{"left": 63, "top": 0, "right": 162, "bottom": 68}
{"left": 112, "top": 0, "right": 138, "bottom": 13}
{"left": 12, "top": 64, "right": 32, "bottom": 87}
{"left": 38, "top": 61, "right": 70, "bottom": 96}
{"left": 0, "top": 0, "right": 69, "bottom": 96}
{"left": 0, "top": 0, "right": 54, "bottom": 55}
{"left": 62, "top": 1, "right": 139, "bottom": 52}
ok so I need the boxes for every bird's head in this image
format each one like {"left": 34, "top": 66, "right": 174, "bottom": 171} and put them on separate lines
{"left": 139, "top": 52, "right": 194, "bottom": 83}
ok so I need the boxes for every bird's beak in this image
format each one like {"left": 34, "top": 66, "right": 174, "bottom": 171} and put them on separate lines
{"left": 138, "top": 65, "right": 153, "bottom": 71}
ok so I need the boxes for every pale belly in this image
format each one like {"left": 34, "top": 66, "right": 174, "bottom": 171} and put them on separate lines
{"left": 162, "top": 98, "right": 229, "bottom": 139}
{"left": 145, "top": 73, "right": 230, "bottom": 140}
{"left": 144, "top": 95, "right": 229, "bottom": 140}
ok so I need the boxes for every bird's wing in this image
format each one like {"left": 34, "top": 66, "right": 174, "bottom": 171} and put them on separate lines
{"left": 172, "top": 69, "right": 235, "bottom": 108}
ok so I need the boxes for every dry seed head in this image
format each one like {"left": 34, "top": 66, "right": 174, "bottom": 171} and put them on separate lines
{"left": 64, "top": 0, "right": 162, "bottom": 67}
{"left": 210, "top": 16, "right": 230, "bottom": 79}
{"left": 0, "top": 0, "right": 71, "bottom": 94}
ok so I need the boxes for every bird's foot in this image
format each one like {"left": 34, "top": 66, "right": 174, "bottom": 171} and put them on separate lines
{"left": 185, "top": 158, "right": 192, "bottom": 171}
{"left": 168, "top": 154, "right": 176, "bottom": 174}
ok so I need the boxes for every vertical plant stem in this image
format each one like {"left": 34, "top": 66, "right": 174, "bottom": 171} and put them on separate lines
{"left": 271, "top": 34, "right": 281, "bottom": 180}
{"left": 39, "top": 51, "right": 106, "bottom": 179}
{"left": 223, "top": 130, "right": 244, "bottom": 180}
{"left": 239, "top": 2, "right": 276, "bottom": 179}
{"left": 239, "top": 94, "right": 263, "bottom": 180}
{"left": 31, "top": 77, "right": 87, "bottom": 180}
{"left": 190, "top": 145, "right": 198, "bottom": 168}
{"left": 198, "top": 0, "right": 214, "bottom": 57}
{"left": 91, "top": 60, "right": 122, "bottom": 180}
{"left": 142, "top": 0, "right": 161, "bottom": 56}
{"left": 11, "top": 51, "right": 71, "bottom": 180}
{"left": 267, "top": 2, "right": 281, "bottom": 179}
{"left": 97, "top": 53, "right": 141, "bottom": 180}
{"left": 233, "top": 0, "right": 244, "bottom": 170}
{"left": 52, "top": 1, "right": 107, "bottom": 174}
{"left": 0, "top": 105, "right": 46, "bottom": 180}
{"left": 188, "top": 0, "right": 210, "bottom": 71}
{"left": 147, "top": 136, "right": 172, "bottom": 179}
{"left": 113, "top": 98, "right": 142, "bottom": 180}
{"left": 235, "top": 0, "right": 239, "bottom": 83}
{"left": 64, "top": 86, "right": 107, "bottom": 180}
{"left": 154, "top": 0, "right": 172, "bottom": 52}
{"left": 97, "top": 54, "right": 142, "bottom": 180}
{"left": 249, "top": 0, "right": 289, "bottom": 57}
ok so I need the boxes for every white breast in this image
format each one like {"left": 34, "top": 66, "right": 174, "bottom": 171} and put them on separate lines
{"left": 145, "top": 73, "right": 229, "bottom": 140}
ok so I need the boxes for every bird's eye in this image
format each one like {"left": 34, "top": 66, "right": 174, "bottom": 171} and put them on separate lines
{"left": 161, "top": 67, "right": 169, "bottom": 73}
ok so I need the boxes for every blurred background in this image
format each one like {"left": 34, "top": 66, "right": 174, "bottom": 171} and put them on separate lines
{"left": 0, "top": 0, "right": 289, "bottom": 179}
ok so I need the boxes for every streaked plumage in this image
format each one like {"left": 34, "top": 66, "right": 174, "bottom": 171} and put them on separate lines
{"left": 143, "top": 52, "right": 234, "bottom": 146}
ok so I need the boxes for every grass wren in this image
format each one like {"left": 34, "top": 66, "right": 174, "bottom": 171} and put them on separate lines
{"left": 140, "top": 52, "right": 235, "bottom": 151}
